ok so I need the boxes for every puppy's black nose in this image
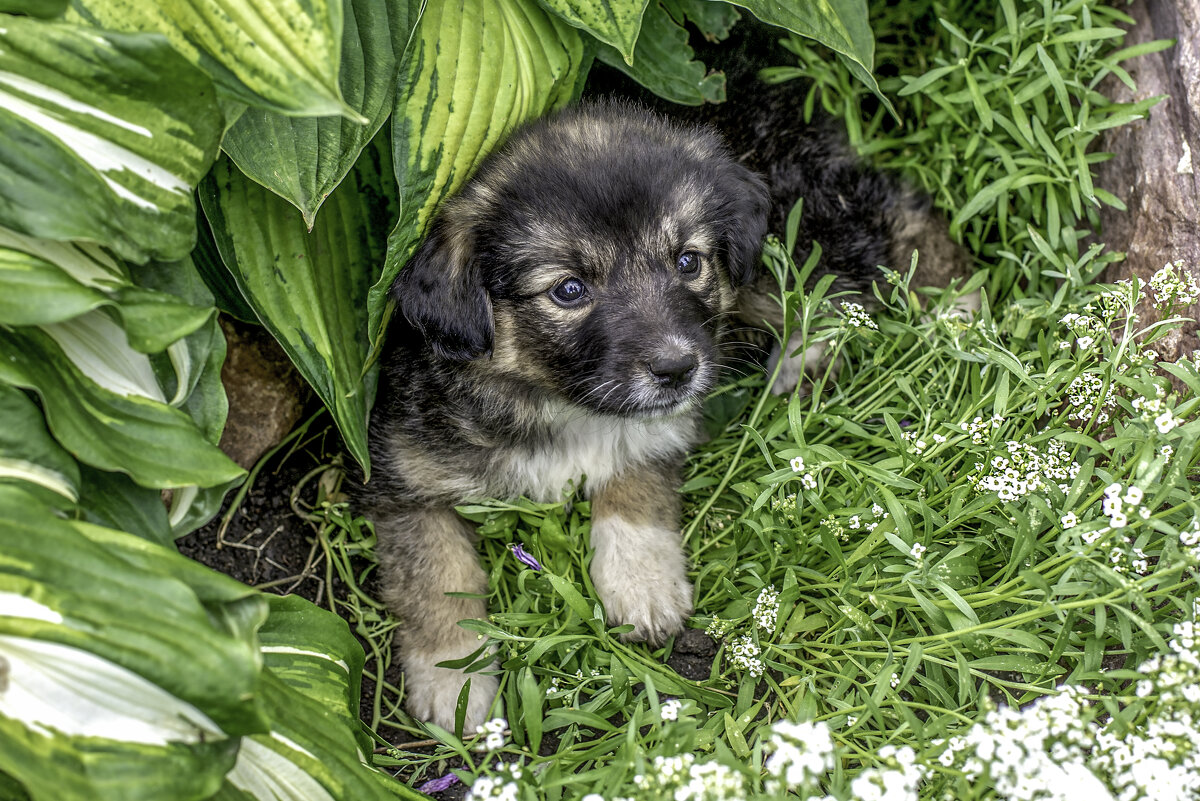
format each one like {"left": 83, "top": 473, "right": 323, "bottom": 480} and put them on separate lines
{"left": 648, "top": 354, "right": 698, "bottom": 388}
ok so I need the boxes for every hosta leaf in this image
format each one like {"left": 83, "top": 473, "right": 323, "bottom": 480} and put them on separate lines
{"left": 75, "top": 465, "right": 173, "bottom": 546}
{"left": 0, "top": 248, "right": 106, "bottom": 326}
{"left": 258, "top": 595, "right": 366, "bottom": 740}
{"left": 213, "top": 672, "right": 418, "bottom": 801}
{"left": 0, "top": 15, "right": 222, "bottom": 262}
{"left": 595, "top": 0, "right": 725, "bottom": 106}
{"left": 0, "top": 384, "right": 79, "bottom": 503}
{"left": 661, "top": 0, "right": 740, "bottom": 42}
{"left": 198, "top": 144, "right": 393, "bottom": 476}
{"left": 0, "top": 326, "right": 244, "bottom": 489}
{"left": 222, "top": 0, "right": 414, "bottom": 228}
{"left": 0, "top": 486, "right": 269, "bottom": 801}
{"left": 730, "top": 0, "right": 890, "bottom": 112}
{"left": 373, "top": 0, "right": 586, "bottom": 348}
{"left": 535, "top": 0, "right": 648, "bottom": 64}
{"left": 0, "top": 0, "right": 67, "bottom": 16}
{"left": 69, "top": 0, "right": 355, "bottom": 120}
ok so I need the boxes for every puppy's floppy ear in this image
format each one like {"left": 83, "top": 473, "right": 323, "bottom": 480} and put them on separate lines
{"left": 718, "top": 164, "right": 771, "bottom": 286}
{"left": 391, "top": 218, "right": 493, "bottom": 361}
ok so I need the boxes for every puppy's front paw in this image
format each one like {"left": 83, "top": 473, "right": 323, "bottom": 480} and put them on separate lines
{"left": 590, "top": 518, "right": 693, "bottom": 645}
{"left": 402, "top": 649, "right": 499, "bottom": 733}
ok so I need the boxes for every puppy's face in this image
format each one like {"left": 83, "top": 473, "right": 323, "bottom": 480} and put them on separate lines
{"left": 394, "top": 102, "right": 769, "bottom": 417}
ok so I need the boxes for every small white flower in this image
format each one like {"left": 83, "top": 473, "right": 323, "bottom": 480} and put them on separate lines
{"left": 1061, "top": 512, "right": 1079, "bottom": 529}
{"left": 660, "top": 699, "right": 683, "bottom": 722}
{"left": 890, "top": 672, "right": 901, "bottom": 688}
{"left": 872, "top": 503, "right": 885, "bottom": 517}
{"left": 800, "top": 472, "right": 817, "bottom": 490}
{"left": 910, "top": 543, "right": 927, "bottom": 560}
{"left": 1123, "top": 486, "right": 1144, "bottom": 505}
{"left": 790, "top": 456, "right": 805, "bottom": 472}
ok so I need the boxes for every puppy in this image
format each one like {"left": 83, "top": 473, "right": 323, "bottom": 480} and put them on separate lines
{"left": 363, "top": 100, "right": 769, "bottom": 730}
{"left": 363, "top": 98, "right": 966, "bottom": 731}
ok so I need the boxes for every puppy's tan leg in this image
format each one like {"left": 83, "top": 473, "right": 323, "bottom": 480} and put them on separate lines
{"left": 374, "top": 505, "right": 498, "bottom": 731}
{"left": 589, "top": 461, "right": 692, "bottom": 645}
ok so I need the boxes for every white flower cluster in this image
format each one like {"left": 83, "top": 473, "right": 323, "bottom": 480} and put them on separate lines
{"left": 846, "top": 503, "right": 890, "bottom": 537}
{"left": 474, "top": 717, "right": 508, "bottom": 751}
{"left": 938, "top": 685, "right": 1103, "bottom": 801}
{"left": 467, "top": 762, "right": 522, "bottom": 801}
{"left": 728, "top": 634, "right": 764, "bottom": 677}
{"left": 634, "top": 754, "right": 745, "bottom": 801}
{"left": 1179, "top": 520, "right": 1200, "bottom": 562}
{"left": 1148, "top": 260, "right": 1200, "bottom": 313}
{"left": 849, "top": 745, "right": 924, "bottom": 801}
{"left": 970, "top": 439, "right": 1080, "bottom": 501}
{"left": 1065, "top": 373, "right": 1117, "bottom": 426}
{"left": 753, "top": 585, "right": 780, "bottom": 634}
{"left": 960, "top": 414, "right": 1005, "bottom": 444}
{"left": 1132, "top": 384, "right": 1180, "bottom": 434}
{"left": 763, "top": 719, "right": 838, "bottom": 796}
{"left": 790, "top": 456, "right": 819, "bottom": 490}
{"left": 1100, "top": 482, "right": 1148, "bottom": 531}
{"left": 705, "top": 616, "right": 732, "bottom": 639}
{"left": 1096, "top": 604, "right": 1200, "bottom": 801}
{"left": 1060, "top": 312, "right": 1109, "bottom": 351}
{"left": 660, "top": 699, "right": 683, "bottom": 722}
{"left": 841, "top": 301, "right": 879, "bottom": 330}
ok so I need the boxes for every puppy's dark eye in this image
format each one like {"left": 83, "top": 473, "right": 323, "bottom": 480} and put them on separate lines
{"left": 549, "top": 277, "right": 589, "bottom": 307}
{"left": 676, "top": 251, "right": 701, "bottom": 277}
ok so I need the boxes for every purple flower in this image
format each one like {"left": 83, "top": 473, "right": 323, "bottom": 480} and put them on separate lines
{"left": 417, "top": 772, "right": 461, "bottom": 794}
{"left": 511, "top": 543, "right": 542, "bottom": 571}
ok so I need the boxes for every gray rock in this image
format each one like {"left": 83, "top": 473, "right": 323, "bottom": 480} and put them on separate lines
{"left": 1096, "top": 0, "right": 1199, "bottom": 363}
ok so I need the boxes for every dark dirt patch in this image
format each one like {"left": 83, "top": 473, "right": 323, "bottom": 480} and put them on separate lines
{"left": 667, "top": 628, "right": 719, "bottom": 681}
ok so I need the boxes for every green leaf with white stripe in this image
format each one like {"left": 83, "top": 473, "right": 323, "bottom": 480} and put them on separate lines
{"left": 374, "top": 0, "right": 587, "bottom": 348}
{"left": 199, "top": 142, "right": 394, "bottom": 476}
{"left": 535, "top": 0, "right": 648, "bottom": 64}
{"left": 0, "top": 325, "right": 243, "bottom": 489}
{"left": 222, "top": 0, "right": 413, "bottom": 229}
{"left": 0, "top": 15, "right": 222, "bottom": 262}
{"left": 0, "top": 384, "right": 79, "bottom": 504}
{"left": 0, "top": 487, "right": 269, "bottom": 801}
{"left": 595, "top": 0, "right": 725, "bottom": 105}
{"left": 207, "top": 595, "right": 423, "bottom": 801}
{"left": 69, "top": 0, "right": 355, "bottom": 120}
{"left": 213, "top": 673, "right": 420, "bottom": 801}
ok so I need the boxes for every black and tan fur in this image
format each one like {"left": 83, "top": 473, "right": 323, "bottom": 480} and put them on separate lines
{"left": 363, "top": 96, "right": 967, "bottom": 730}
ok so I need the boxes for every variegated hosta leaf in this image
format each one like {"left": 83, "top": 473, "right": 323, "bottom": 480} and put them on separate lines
{"left": 534, "top": 0, "right": 648, "bottom": 64}
{"left": 0, "top": 227, "right": 216, "bottom": 352}
{"left": 199, "top": 142, "right": 394, "bottom": 477}
{"left": 76, "top": 465, "right": 173, "bottom": 546}
{"left": 0, "top": 486, "right": 269, "bottom": 801}
{"left": 0, "top": 14, "right": 222, "bottom": 263}
{"left": 222, "top": 0, "right": 414, "bottom": 229}
{"left": 0, "top": 384, "right": 79, "bottom": 504}
{"left": 0, "top": 326, "right": 243, "bottom": 489}
{"left": 69, "top": 0, "right": 357, "bottom": 120}
{"left": 373, "top": 0, "right": 587, "bottom": 348}
{"left": 208, "top": 595, "right": 422, "bottom": 801}
{"left": 595, "top": 0, "right": 725, "bottom": 105}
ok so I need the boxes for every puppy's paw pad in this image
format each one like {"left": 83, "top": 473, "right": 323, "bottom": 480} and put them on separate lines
{"left": 403, "top": 659, "right": 499, "bottom": 733}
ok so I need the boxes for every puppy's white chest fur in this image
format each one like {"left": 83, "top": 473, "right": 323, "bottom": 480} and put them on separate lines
{"left": 502, "top": 405, "right": 695, "bottom": 502}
